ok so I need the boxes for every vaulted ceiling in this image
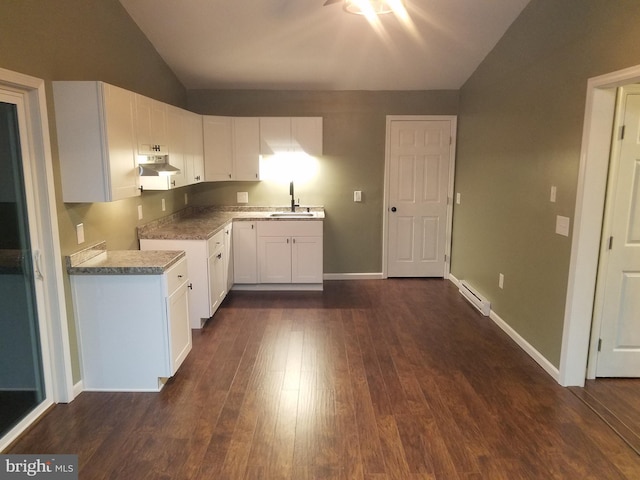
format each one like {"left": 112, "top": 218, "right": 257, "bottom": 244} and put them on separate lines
{"left": 119, "top": 0, "right": 530, "bottom": 91}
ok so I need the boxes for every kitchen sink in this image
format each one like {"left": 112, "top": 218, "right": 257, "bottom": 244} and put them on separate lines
{"left": 269, "top": 212, "right": 316, "bottom": 218}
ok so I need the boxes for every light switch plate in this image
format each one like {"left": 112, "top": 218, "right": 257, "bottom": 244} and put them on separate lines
{"left": 138, "top": 205, "right": 143, "bottom": 220}
{"left": 237, "top": 192, "right": 249, "bottom": 204}
{"left": 556, "top": 215, "right": 570, "bottom": 237}
{"left": 161, "top": 198, "right": 166, "bottom": 212}
{"left": 354, "top": 190, "right": 362, "bottom": 202}
{"left": 456, "top": 193, "right": 461, "bottom": 204}
{"left": 550, "top": 185, "right": 557, "bottom": 203}
{"left": 76, "top": 223, "right": 85, "bottom": 244}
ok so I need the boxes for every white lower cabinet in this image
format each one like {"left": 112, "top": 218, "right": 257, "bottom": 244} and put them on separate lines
{"left": 70, "top": 257, "right": 191, "bottom": 391}
{"left": 140, "top": 227, "right": 231, "bottom": 328}
{"left": 232, "top": 221, "right": 257, "bottom": 284}
{"left": 256, "top": 221, "right": 323, "bottom": 287}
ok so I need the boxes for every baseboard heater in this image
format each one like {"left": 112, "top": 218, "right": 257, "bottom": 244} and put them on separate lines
{"left": 459, "top": 280, "right": 491, "bottom": 316}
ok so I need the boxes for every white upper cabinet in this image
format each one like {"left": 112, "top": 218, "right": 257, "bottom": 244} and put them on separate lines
{"left": 203, "top": 116, "right": 260, "bottom": 181}
{"left": 184, "top": 110, "right": 204, "bottom": 184}
{"left": 233, "top": 117, "right": 260, "bottom": 181}
{"left": 53, "top": 81, "right": 140, "bottom": 202}
{"left": 135, "top": 94, "right": 168, "bottom": 155}
{"left": 260, "top": 117, "right": 323, "bottom": 157}
{"left": 203, "top": 116, "right": 233, "bottom": 181}
{"left": 292, "top": 117, "right": 323, "bottom": 157}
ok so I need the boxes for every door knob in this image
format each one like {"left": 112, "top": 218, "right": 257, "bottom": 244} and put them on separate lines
{"left": 391, "top": 207, "right": 397, "bottom": 212}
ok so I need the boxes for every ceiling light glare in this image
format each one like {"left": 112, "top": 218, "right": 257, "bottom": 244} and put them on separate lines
{"left": 344, "top": 0, "right": 395, "bottom": 17}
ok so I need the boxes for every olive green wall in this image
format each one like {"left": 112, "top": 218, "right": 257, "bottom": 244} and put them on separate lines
{"left": 187, "top": 90, "right": 459, "bottom": 273}
{"left": 451, "top": 0, "right": 640, "bottom": 367}
{"left": 0, "top": 0, "right": 188, "bottom": 383}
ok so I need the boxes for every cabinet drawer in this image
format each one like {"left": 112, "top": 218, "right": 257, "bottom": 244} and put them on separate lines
{"left": 166, "top": 257, "right": 188, "bottom": 295}
{"left": 257, "top": 220, "right": 323, "bottom": 237}
{"left": 207, "top": 229, "right": 225, "bottom": 254}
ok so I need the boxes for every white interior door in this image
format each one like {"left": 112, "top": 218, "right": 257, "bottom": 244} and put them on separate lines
{"left": 596, "top": 86, "right": 640, "bottom": 377}
{"left": 386, "top": 118, "right": 454, "bottom": 277}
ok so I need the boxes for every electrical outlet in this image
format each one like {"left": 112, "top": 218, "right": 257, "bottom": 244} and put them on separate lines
{"left": 499, "top": 273, "right": 504, "bottom": 289}
{"left": 138, "top": 205, "right": 143, "bottom": 220}
{"left": 161, "top": 198, "right": 166, "bottom": 212}
{"left": 237, "top": 192, "right": 249, "bottom": 204}
{"left": 76, "top": 223, "right": 85, "bottom": 244}
{"left": 456, "top": 192, "right": 461, "bottom": 204}
{"left": 354, "top": 190, "right": 362, "bottom": 202}
{"left": 184, "top": 193, "right": 188, "bottom": 205}
{"left": 550, "top": 185, "right": 557, "bottom": 203}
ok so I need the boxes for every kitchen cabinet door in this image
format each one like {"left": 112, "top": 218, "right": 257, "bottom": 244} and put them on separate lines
{"left": 166, "top": 105, "right": 186, "bottom": 188}
{"left": 52, "top": 81, "right": 140, "bottom": 202}
{"left": 224, "top": 223, "right": 234, "bottom": 291}
{"left": 292, "top": 117, "right": 323, "bottom": 156}
{"left": 166, "top": 271, "right": 191, "bottom": 374}
{"left": 184, "top": 110, "right": 204, "bottom": 184}
{"left": 233, "top": 117, "right": 261, "bottom": 180}
{"left": 260, "top": 117, "right": 291, "bottom": 155}
{"left": 135, "top": 94, "right": 168, "bottom": 155}
{"left": 203, "top": 115, "right": 233, "bottom": 181}
{"left": 209, "top": 243, "right": 226, "bottom": 314}
{"left": 258, "top": 236, "right": 292, "bottom": 283}
{"left": 292, "top": 236, "right": 323, "bottom": 283}
{"left": 233, "top": 221, "right": 257, "bottom": 284}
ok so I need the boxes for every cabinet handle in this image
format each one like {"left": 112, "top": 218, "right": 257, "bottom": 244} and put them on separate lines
{"left": 287, "top": 238, "right": 290, "bottom": 244}
{"left": 217, "top": 253, "right": 222, "bottom": 259}
{"left": 228, "top": 173, "right": 232, "bottom": 179}
{"left": 178, "top": 274, "right": 183, "bottom": 278}
{"left": 188, "top": 283, "right": 193, "bottom": 290}
{"left": 293, "top": 238, "right": 296, "bottom": 244}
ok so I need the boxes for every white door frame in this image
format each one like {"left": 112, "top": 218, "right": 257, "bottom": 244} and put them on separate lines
{"left": 560, "top": 64, "right": 640, "bottom": 386}
{"left": 382, "top": 115, "right": 457, "bottom": 279}
{"left": 0, "top": 67, "right": 74, "bottom": 450}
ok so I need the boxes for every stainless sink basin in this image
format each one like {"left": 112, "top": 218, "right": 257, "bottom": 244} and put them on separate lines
{"left": 269, "top": 212, "right": 315, "bottom": 218}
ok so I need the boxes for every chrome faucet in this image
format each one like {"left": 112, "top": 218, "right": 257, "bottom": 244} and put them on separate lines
{"left": 290, "top": 181, "right": 299, "bottom": 212}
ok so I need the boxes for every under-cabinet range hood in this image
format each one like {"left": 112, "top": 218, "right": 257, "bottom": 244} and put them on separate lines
{"left": 138, "top": 155, "right": 180, "bottom": 176}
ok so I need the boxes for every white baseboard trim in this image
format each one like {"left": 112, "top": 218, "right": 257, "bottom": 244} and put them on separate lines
{"left": 323, "top": 273, "right": 384, "bottom": 280}
{"left": 447, "top": 275, "right": 560, "bottom": 383}
{"left": 489, "top": 310, "right": 560, "bottom": 382}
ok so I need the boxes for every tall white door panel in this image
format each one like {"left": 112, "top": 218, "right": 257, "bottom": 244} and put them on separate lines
{"left": 596, "top": 87, "right": 640, "bottom": 377}
{"left": 387, "top": 119, "right": 453, "bottom": 277}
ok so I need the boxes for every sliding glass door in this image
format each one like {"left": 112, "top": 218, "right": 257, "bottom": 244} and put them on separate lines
{"left": 0, "top": 97, "right": 46, "bottom": 438}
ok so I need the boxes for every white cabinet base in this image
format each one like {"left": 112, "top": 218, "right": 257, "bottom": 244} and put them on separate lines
{"left": 232, "top": 283, "right": 323, "bottom": 292}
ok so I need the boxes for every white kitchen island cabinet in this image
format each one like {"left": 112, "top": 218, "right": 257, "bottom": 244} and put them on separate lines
{"left": 140, "top": 227, "right": 231, "bottom": 329}
{"left": 69, "top": 252, "right": 191, "bottom": 392}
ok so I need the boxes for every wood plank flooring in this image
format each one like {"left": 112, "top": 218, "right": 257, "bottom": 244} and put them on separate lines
{"left": 6, "top": 279, "right": 640, "bottom": 478}
{"left": 570, "top": 379, "right": 640, "bottom": 456}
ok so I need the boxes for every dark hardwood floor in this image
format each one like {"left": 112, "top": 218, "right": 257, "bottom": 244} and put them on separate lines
{"left": 570, "top": 378, "right": 640, "bottom": 456}
{"left": 6, "top": 279, "right": 640, "bottom": 478}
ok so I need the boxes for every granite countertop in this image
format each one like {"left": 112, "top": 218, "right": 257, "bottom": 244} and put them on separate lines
{"left": 137, "top": 206, "right": 325, "bottom": 241}
{"left": 67, "top": 241, "right": 185, "bottom": 275}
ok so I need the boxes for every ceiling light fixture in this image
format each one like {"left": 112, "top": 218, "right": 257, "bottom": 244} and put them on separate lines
{"left": 343, "top": 0, "right": 394, "bottom": 16}
{"left": 324, "top": 0, "right": 406, "bottom": 18}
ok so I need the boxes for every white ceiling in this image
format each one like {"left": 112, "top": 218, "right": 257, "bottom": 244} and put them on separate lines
{"left": 119, "top": 0, "right": 530, "bottom": 91}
